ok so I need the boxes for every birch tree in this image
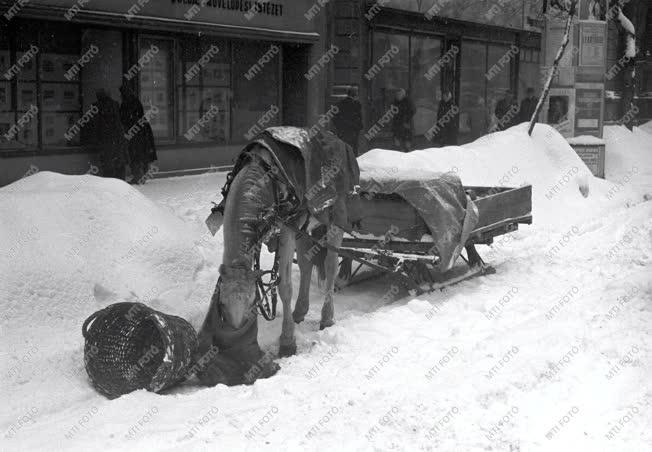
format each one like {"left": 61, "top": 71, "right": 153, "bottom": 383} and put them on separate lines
{"left": 608, "top": 0, "right": 646, "bottom": 129}
{"left": 528, "top": 0, "right": 578, "bottom": 136}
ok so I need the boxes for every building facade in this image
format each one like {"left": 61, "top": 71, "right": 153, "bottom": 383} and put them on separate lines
{"left": 0, "top": 0, "right": 327, "bottom": 186}
{"left": 326, "top": 0, "right": 544, "bottom": 149}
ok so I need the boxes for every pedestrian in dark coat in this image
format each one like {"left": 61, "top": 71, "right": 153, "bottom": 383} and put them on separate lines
{"left": 436, "top": 90, "right": 459, "bottom": 146}
{"left": 120, "top": 85, "right": 157, "bottom": 184}
{"left": 332, "top": 86, "right": 363, "bottom": 156}
{"left": 494, "top": 90, "right": 519, "bottom": 131}
{"left": 392, "top": 89, "right": 415, "bottom": 152}
{"left": 519, "top": 87, "right": 538, "bottom": 123}
{"left": 92, "top": 89, "right": 128, "bottom": 180}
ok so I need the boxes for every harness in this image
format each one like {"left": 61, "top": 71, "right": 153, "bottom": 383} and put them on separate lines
{"left": 212, "top": 149, "right": 421, "bottom": 323}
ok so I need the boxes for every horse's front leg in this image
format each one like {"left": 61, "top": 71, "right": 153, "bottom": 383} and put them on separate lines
{"left": 278, "top": 225, "right": 297, "bottom": 357}
{"left": 293, "top": 234, "right": 313, "bottom": 324}
{"left": 320, "top": 225, "right": 344, "bottom": 330}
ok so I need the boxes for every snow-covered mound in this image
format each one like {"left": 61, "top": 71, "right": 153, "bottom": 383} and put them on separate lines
{"left": 604, "top": 124, "right": 652, "bottom": 197}
{"left": 0, "top": 172, "right": 211, "bottom": 423}
{"left": 1, "top": 125, "right": 651, "bottom": 451}
{"left": 360, "top": 123, "right": 604, "bottom": 227}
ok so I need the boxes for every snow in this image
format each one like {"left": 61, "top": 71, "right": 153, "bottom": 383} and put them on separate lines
{"left": 566, "top": 135, "right": 606, "bottom": 145}
{"left": 2, "top": 124, "right": 652, "bottom": 451}
{"left": 604, "top": 124, "right": 652, "bottom": 196}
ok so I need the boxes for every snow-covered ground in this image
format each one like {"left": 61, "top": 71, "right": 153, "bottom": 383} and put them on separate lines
{"left": 1, "top": 123, "right": 651, "bottom": 451}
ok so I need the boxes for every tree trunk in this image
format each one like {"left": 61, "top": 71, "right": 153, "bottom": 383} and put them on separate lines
{"left": 528, "top": 10, "right": 574, "bottom": 136}
{"left": 616, "top": 3, "right": 638, "bottom": 130}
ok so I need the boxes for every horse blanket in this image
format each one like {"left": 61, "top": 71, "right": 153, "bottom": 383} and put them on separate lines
{"left": 240, "top": 127, "right": 360, "bottom": 230}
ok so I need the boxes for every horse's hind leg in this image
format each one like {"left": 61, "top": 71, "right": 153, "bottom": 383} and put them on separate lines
{"left": 320, "top": 225, "right": 344, "bottom": 330}
{"left": 278, "top": 226, "right": 297, "bottom": 357}
{"left": 293, "top": 235, "right": 313, "bottom": 324}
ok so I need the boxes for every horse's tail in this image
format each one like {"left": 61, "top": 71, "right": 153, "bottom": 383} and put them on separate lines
{"left": 311, "top": 224, "right": 328, "bottom": 283}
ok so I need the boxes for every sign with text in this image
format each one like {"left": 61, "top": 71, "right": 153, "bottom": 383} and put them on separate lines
{"left": 575, "top": 87, "right": 604, "bottom": 136}
{"left": 571, "top": 144, "right": 605, "bottom": 177}
{"left": 579, "top": 22, "right": 606, "bottom": 67}
{"left": 5, "top": 0, "right": 317, "bottom": 36}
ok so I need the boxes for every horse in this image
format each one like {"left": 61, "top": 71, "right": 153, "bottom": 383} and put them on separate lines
{"left": 194, "top": 140, "right": 347, "bottom": 386}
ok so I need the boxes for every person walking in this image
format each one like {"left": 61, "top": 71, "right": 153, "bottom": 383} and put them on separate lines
{"left": 436, "top": 90, "right": 459, "bottom": 146}
{"left": 494, "top": 90, "right": 519, "bottom": 131}
{"left": 92, "top": 89, "right": 128, "bottom": 180}
{"left": 391, "top": 88, "right": 415, "bottom": 152}
{"left": 332, "top": 86, "right": 363, "bottom": 156}
{"left": 120, "top": 84, "right": 157, "bottom": 184}
{"left": 519, "top": 87, "right": 538, "bottom": 123}
{"left": 469, "top": 95, "right": 489, "bottom": 140}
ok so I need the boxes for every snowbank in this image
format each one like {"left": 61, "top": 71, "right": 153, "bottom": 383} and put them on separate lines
{"left": 0, "top": 172, "right": 212, "bottom": 427}
{"left": 604, "top": 124, "right": 652, "bottom": 197}
{"left": 360, "top": 123, "right": 608, "bottom": 227}
{"left": 1, "top": 126, "right": 651, "bottom": 451}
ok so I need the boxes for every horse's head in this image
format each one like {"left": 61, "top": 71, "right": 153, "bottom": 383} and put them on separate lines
{"left": 217, "top": 261, "right": 260, "bottom": 330}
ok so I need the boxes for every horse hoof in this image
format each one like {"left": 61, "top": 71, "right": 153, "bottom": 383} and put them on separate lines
{"left": 319, "top": 320, "right": 335, "bottom": 330}
{"left": 292, "top": 311, "right": 306, "bottom": 324}
{"left": 278, "top": 343, "right": 297, "bottom": 357}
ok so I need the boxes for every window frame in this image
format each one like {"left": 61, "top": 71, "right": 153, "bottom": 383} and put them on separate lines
{"left": 1, "top": 21, "right": 83, "bottom": 153}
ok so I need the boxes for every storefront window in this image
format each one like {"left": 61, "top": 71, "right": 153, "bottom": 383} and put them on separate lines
{"left": 411, "top": 35, "right": 442, "bottom": 136}
{"left": 459, "top": 40, "right": 488, "bottom": 143}
{"left": 232, "top": 41, "right": 280, "bottom": 141}
{"left": 487, "top": 44, "right": 514, "bottom": 121}
{"left": 177, "top": 38, "right": 231, "bottom": 143}
{"left": 139, "top": 37, "right": 174, "bottom": 142}
{"left": 370, "top": 31, "right": 409, "bottom": 137}
{"left": 40, "top": 24, "right": 81, "bottom": 147}
{"left": 0, "top": 28, "right": 15, "bottom": 150}
{"left": 0, "top": 21, "right": 82, "bottom": 151}
{"left": 519, "top": 47, "right": 541, "bottom": 95}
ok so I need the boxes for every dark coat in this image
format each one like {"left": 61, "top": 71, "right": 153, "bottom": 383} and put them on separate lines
{"left": 519, "top": 96, "right": 538, "bottom": 123}
{"left": 436, "top": 98, "right": 459, "bottom": 145}
{"left": 332, "top": 96, "right": 362, "bottom": 151}
{"left": 120, "top": 97, "right": 157, "bottom": 165}
{"left": 495, "top": 98, "right": 519, "bottom": 131}
{"left": 91, "top": 96, "right": 128, "bottom": 168}
{"left": 392, "top": 97, "right": 415, "bottom": 140}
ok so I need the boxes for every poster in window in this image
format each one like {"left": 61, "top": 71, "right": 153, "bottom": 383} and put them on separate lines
{"left": 580, "top": 0, "right": 606, "bottom": 21}
{"left": 19, "top": 84, "right": 36, "bottom": 109}
{"left": 579, "top": 22, "right": 606, "bottom": 67}
{"left": 43, "top": 88, "right": 56, "bottom": 108}
{"left": 202, "top": 62, "right": 230, "bottom": 85}
{"left": 16, "top": 52, "right": 36, "bottom": 80}
{"left": 544, "top": 88, "right": 575, "bottom": 138}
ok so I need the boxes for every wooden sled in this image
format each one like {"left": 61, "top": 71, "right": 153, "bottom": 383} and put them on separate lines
{"left": 336, "top": 185, "right": 532, "bottom": 295}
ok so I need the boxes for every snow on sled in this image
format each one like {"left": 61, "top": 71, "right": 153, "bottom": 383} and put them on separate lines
{"left": 337, "top": 168, "right": 532, "bottom": 294}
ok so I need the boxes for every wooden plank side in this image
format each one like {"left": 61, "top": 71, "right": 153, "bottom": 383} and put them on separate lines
{"left": 473, "top": 185, "right": 532, "bottom": 229}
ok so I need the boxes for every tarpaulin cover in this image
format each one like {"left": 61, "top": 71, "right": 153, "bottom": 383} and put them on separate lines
{"left": 244, "top": 127, "right": 360, "bottom": 230}
{"left": 359, "top": 169, "right": 479, "bottom": 271}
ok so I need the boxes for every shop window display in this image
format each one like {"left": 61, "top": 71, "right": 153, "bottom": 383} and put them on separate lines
{"left": 370, "top": 31, "right": 409, "bottom": 138}
{"left": 139, "top": 37, "right": 174, "bottom": 142}
{"left": 177, "top": 38, "right": 230, "bottom": 143}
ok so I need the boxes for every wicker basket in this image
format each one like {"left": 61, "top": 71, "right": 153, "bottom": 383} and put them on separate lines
{"left": 82, "top": 302, "right": 198, "bottom": 399}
